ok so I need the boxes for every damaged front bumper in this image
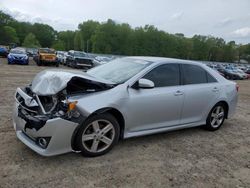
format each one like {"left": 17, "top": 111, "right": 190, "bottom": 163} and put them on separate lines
{"left": 13, "top": 88, "right": 79, "bottom": 156}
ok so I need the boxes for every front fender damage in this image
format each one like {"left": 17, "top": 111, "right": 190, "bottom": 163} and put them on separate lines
{"left": 13, "top": 69, "right": 115, "bottom": 155}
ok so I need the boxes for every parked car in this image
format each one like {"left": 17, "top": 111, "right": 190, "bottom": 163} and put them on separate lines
{"left": 244, "top": 69, "right": 250, "bottom": 79}
{"left": 56, "top": 51, "right": 66, "bottom": 64}
{"left": 245, "top": 69, "right": 250, "bottom": 74}
{"left": 206, "top": 65, "right": 225, "bottom": 77}
{"left": 92, "top": 56, "right": 113, "bottom": 66}
{"left": 62, "top": 52, "right": 68, "bottom": 65}
{"left": 217, "top": 68, "right": 241, "bottom": 80}
{"left": 26, "top": 48, "right": 38, "bottom": 57}
{"left": 13, "top": 57, "right": 238, "bottom": 157}
{"left": 66, "top": 50, "right": 93, "bottom": 68}
{"left": 225, "top": 68, "right": 247, "bottom": 80}
{"left": 7, "top": 48, "right": 29, "bottom": 65}
{"left": 233, "top": 69, "right": 248, "bottom": 79}
{"left": 34, "top": 48, "right": 58, "bottom": 67}
{"left": 0, "top": 45, "right": 9, "bottom": 57}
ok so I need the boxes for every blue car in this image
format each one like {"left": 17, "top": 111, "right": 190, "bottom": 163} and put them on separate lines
{"left": 0, "top": 46, "right": 9, "bottom": 57}
{"left": 8, "top": 48, "right": 29, "bottom": 65}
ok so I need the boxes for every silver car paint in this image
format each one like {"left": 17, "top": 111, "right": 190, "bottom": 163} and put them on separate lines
{"left": 13, "top": 57, "right": 238, "bottom": 156}
{"left": 13, "top": 102, "right": 78, "bottom": 156}
{"left": 76, "top": 58, "right": 237, "bottom": 136}
{"left": 31, "top": 69, "right": 113, "bottom": 96}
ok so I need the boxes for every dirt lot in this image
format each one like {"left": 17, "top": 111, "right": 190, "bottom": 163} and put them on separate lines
{"left": 0, "top": 58, "right": 249, "bottom": 188}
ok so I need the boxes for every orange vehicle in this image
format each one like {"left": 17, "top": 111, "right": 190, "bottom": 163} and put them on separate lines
{"left": 35, "top": 48, "right": 59, "bottom": 67}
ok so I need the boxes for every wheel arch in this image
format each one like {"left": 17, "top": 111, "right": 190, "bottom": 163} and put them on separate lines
{"left": 71, "top": 107, "right": 125, "bottom": 151}
{"left": 214, "top": 100, "right": 229, "bottom": 119}
{"left": 92, "top": 107, "right": 125, "bottom": 140}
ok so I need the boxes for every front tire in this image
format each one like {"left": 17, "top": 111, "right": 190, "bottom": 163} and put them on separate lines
{"left": 76, "top": 113, "right": 120, "bottom": 157}
{"left": 204, "top": 103, "right": 226, "bottom": 131}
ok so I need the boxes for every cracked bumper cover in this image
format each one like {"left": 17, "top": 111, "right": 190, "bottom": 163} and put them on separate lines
{"left": 13, "top": 102, "right": 79, "bottom": 156}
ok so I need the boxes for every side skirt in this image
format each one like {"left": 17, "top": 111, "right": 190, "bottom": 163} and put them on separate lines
{"left": 123, "top": 121, "right": 206, "bottom": 139}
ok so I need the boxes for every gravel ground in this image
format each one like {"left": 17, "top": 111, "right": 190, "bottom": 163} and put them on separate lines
{"left": 0, "top": 58, "right": 249, "bottom": 188}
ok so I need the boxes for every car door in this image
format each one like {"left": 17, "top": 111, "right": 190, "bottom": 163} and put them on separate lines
{"left": 180, "top": 64, "right": 220, "bottom": 124}
{"left": 66, "top": 51, "right": 74, "bottom": 66}
{"left": 125, "top": 63, "right": 184, "bottom": 132}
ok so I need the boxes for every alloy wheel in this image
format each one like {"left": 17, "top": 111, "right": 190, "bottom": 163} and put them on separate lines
{"left": 82, "top": 119, "right": 115, "bottom": 153}
{"left": 210, "top": 106, "right": 225, "bottom": 128}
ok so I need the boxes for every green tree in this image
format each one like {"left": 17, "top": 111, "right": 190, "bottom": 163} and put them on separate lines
{"left": 0, "top": 11, "right": 14, "bottom": 26}
{"left": 52, "top": 40, "right": 66, "bottom": 50}
{"left": 22, "top": 33, "right": 41, "bottom": 48}
{"left": 0, "top": 10, "right": 248, "bottom": 63}
{"left": 78, "top": 20, "right": 100, "bottom": 52}
{"left": 57, "top": 31, "right": 75, "bottom": 50}
{"left": 10, "top": 21, "right": 33, "bottom": 45}
{"left": 73, "top": 31, "right": 83, "bottom": 50}
{"left": 1, "top": 26, "right": 19, "bottom": 44}
{"left": 32, "top": 23, "right": 56, "bottom": 47}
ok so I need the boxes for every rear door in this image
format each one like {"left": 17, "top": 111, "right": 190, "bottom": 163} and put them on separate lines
{"left": 180, "top": 64, "right": 220, "bottom": 124}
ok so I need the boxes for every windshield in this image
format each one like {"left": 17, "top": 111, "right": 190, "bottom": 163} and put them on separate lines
{"left": 87, "top": 58, "right": 151, "bottom": 84}
{"left": 74, "top": 51, "right": 86, "bottom": 57}
{"left": 39, "top": 48, "right": 55, "bottom": 54}
{"left": 10, "top": 49, "right": 26, "bottom": 54}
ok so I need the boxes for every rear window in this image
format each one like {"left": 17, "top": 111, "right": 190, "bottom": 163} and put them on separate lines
{"left": 182, "top": 64, "right": 217, "bottom": 85}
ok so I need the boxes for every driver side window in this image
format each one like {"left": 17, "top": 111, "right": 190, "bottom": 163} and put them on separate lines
{"left": 143, "top": 64, "right": 180, "bottom": 87}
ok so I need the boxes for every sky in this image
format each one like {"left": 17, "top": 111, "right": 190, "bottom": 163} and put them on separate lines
{"left": 1, "top": 0, "right": 250, "bottom": 44}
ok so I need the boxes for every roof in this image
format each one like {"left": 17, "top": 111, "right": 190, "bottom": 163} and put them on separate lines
{"left": 126, "top": 56, "right": 203, "bottom": 66}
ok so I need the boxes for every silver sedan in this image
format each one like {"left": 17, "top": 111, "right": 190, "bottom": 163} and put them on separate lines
{"left": 13, "top": 57, "right": 238, "bottom": 157}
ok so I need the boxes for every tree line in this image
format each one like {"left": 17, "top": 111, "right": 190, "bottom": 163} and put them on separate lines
{"left": 0, "top": 11, "right": 250, "bottom": 62}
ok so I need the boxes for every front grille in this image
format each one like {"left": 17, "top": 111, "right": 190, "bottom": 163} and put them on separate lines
{"left": 16, "top": 92, "right": 24, "bottom": 104}
{"left": 14, "top": 56, "right": 19, "bottom": 59}
{"left": 15, "top": 89, "right": 39, "bottom": 113}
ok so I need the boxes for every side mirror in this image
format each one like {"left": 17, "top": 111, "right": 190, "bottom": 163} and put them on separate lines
{"left": 138, "top": 78, "right": 154, "bottom": 89}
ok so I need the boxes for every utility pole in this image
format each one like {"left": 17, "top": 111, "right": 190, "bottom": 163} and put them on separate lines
{"left": 86, "top": 40, "right": 89, "bottom": 53}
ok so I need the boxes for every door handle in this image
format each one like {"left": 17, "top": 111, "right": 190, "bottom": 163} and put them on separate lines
{"left": 174, "top": 91, "right": 183, "bottom": 96}
{"left": 212, "top": 87, "right": 219, "bottom": 92}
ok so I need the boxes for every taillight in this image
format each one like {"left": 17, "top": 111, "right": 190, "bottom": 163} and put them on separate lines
{"left": 236, "top": 84, "right": 239, "bottom": 92}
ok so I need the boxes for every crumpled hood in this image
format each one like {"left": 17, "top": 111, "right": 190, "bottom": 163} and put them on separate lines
{"left": 31, "top": 69, "right": 113, "bottom": 96}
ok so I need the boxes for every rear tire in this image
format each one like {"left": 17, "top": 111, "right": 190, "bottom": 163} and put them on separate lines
{"left": 37, "top": 60, "right": 42, "bottom": 66}
{"left": 76, "top": 113, "right": 120, "bottom": 157}
{"left": 204, "top": 103, "right": 226, "bottom": 131}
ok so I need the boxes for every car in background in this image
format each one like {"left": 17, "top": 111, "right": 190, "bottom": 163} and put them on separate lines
{"left": 0, "top": 45, "right": 9, "bottom": 57}
{"left": 206, "top": 65, "right": 225, "bottom": 77}
{"left": 62, "top": 52, "right": 68, "bottom": 65}
{"left": 244, "top": 69, "right": 250, "bottom": 79}
{"left": 235, "top": 69, "right": 248, "bottom": 79}
{"left": 34, "top": 48, "right": 59, "bottom": 67}
{"left": 217, "top": 68, "right": 241, "bottom": 80}
{"left": 13, "top": 57, "right": 238, "bottom": 157}
{"left": 92, "top": 56, "right": 113, "bottom": 66}
{"left": 66, "top": 50, "right": 93, "bottom": 69}
{"left": 26, "top": 48, "right": 38, "bottom": 57}
{"left": 227, "top": 68, "right": 248, "bottom": 80}
{"left": 56, "top": 51, "right": 66, "bottom": 64}
{"left": 7, "top": 48, "right": 29, "bottom": 65}
{"left": 245, "top": 69, "right": 250, "bottom": 74}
